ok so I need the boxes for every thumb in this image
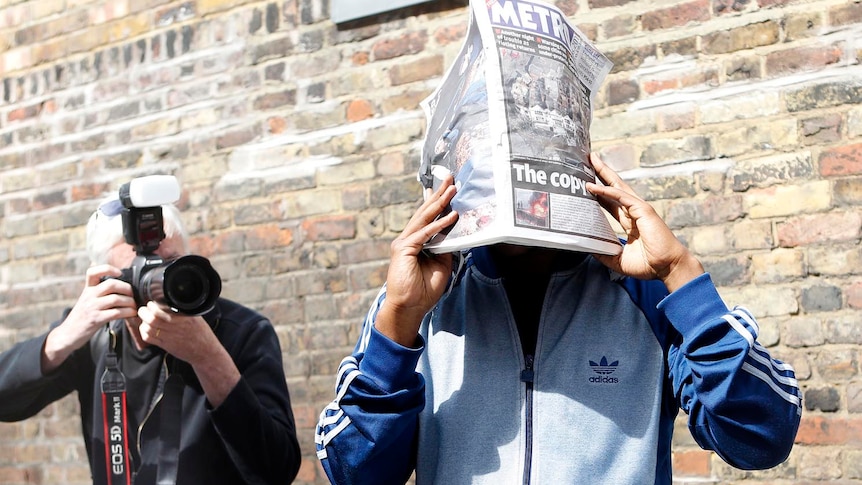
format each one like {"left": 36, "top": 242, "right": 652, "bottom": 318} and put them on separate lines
{"left": 591, "top": 252, "right": 618, "bottom": 273}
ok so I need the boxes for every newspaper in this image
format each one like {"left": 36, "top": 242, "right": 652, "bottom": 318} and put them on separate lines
{"left": 419, "top": 0, "right": 622, "bottom": 256}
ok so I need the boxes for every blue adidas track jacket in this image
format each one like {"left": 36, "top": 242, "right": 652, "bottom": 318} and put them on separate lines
{"left": 316, "top": 247, "right": 801, "bottom": 484}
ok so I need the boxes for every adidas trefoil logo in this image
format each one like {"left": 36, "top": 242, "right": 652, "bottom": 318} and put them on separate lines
{"left": 589, "top": 356, "right": 618, "bottom": 374}
{"left": 588, "top": 356, "right": 619, "bottom": 384}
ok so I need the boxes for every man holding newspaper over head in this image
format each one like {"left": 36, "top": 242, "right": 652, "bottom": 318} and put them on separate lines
{"left": 316, "top": 0, "right": 801, "bottom": 484}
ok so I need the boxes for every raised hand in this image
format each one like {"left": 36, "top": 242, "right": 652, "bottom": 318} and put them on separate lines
{"left": 42, "top": 265, "right": 138, "bottom": 373}
{"left": 375, "top": 175, "right": 459, "bottom": 347}
{"left": 138, "top": 301, "right": 240, "bottom": 407}
{"left": 137, "top": 302, "right": 214, "bottom": 365}
{"left": 586, "top": 154, "right": 704, "bottom": 292}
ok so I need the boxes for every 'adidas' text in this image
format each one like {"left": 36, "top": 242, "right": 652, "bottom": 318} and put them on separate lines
{"left": 588, "top": 375, "right": 619, "bottom": 384}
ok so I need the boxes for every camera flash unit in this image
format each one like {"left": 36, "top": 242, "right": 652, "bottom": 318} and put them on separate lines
{"left": 119, "top": 175, "right": 181, "bottom": 209}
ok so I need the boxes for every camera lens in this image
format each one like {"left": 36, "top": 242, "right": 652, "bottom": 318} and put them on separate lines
{"left": 139, "top": 255, "right": 222, "bottom": 315}
{"left": 166, "top": 264, "right": 209, "bottom": 309}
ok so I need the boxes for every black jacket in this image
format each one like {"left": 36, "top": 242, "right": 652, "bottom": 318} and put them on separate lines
{"left": 0, "top": 298, "right": 301, "bottom": 485}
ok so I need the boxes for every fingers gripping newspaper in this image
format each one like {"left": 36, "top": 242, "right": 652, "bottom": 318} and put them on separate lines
{"left": 419, "top": 0, "right": 622, "bottom": 255}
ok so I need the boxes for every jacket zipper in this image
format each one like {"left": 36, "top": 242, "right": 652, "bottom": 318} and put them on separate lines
{"left": 520, "top": 353, "right": 535, "bottom": 485}
{"left": 136, "top": 355, "right": 169, "bottom": 459}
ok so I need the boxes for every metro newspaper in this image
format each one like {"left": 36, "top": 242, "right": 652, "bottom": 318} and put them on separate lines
{"left": 419, "top": 0, "right": 622, "bottom": 256}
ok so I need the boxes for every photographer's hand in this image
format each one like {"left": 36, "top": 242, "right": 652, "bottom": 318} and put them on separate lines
{"left": 138, "top": 301, "right": 240, "bottom": 408}
{"left": 42, "top": 265, "right": 138, "bottom": 374}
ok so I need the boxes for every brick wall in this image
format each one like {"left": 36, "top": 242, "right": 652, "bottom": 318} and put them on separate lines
{"left": 0, "top": 0, "right": 860, "bottom": 483}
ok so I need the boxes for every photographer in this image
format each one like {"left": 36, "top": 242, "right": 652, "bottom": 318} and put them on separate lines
{"left": 0, "top": 180, "right": 301, "bottom": 485}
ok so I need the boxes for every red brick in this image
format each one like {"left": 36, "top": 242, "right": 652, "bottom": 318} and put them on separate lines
{"left": 70, "top": 182, "right": 110, "bottom": 202}
{"left": 216, "top": 127, "right": 258, "bottom": 150}
{"left": 847, "top": 281, "right": 862, "bottom": 309}
{"left": 715, "top": 0, "right": 751, "bottom": 14}
{"left": 777, "top": 212, "right": 862, "bottom": 247}
{"left": 820, "top": 143, "right": 862, "bottom": 176}
{"left": 302, "top": 215, "right": 356, "bottom": 241}
{"left": 766, "top": 45, "right": 842, "bottom": 76}
{"left": 348, "top": 261, "right": 389, "bottom": 290}
{"left": 643, "top": 78, "right": 679, "bottom": 95}
{"left": 291, "top": 403, "right": 320, "bottom": 429}
{"left": 801, "top": 113, "right": 842, "bottom": 145}
{"left": 211, "top": 230, "right": 245, "bottom": 255}
{"left": 641, "top": 0, "right": 711, "bottom": 31}
{"left": 371, "top": 31, "right": 428, "bottom": 61}
{"left": 253, "top": 89, "right": 296, "bottom": 110}
{"left": 89, "top": 0, "right": 130, "bottom": 24}
{"left": 0, "top": 3, "right": 31, "bottom": 30}
{"left": 377, "top": 151, "right": 407, "bottom": 176}
{"left": 589, "top": 0, "right": 636, "bottom": 8}
{"left": 659, "top": 106, "right": 696, "bottom": 132}
{"left": 554, "top": 0, "right": 581, "bottom": 15}
{"left": 294, "top": 457, "right": 321, "bottom": 483}
{"left": 672, "top": 448, "right": 712, "bottom": 476}
{"left": 267, "top": 116, "right": 287, "bottom": 134}
{"left": 796, "top": 416, "right": 862, "bottom": 445}
{"left": 433, "top": 24, "right": 467, "bottom": 45}
{"left": 681, "top": 67, "right": 719, "bottom": 89}
{"left": 607, "top": 78, "right": 639, "bottom": 105}
{"left": 42, "top": 98, "right": 57, "bottom": 114}
{"left": 352, "top": 51, "right": 370, "bottom": 66}
{"left": 7, "top": 104, "right": 39, "bottom": 122}
{"left": 189, "top": 234, "right": 217, "bottom": 258}
{"left": 830, "top": 2, "right": 862, "bottom": 26}
{"left": 346, "top": 99, "right": 374, "bottom": 122}
{"left": 0, "top": 466, "right": 32, "bottom": 481}
{"left": 603, "top": 14, "right": 638, "bottom": 40}
{"left": 341, "top": 239, "right": 392, "bottom": 264}
{"left": 247, "top": 223, "right": 294, "bottom": 250}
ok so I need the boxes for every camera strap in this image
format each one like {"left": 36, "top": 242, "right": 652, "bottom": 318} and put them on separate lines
{"left": 100, "top": 325, "right": 132, "bottom": 485}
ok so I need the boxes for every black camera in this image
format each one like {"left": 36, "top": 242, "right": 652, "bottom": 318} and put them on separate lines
{"left": 114, "top": 176, "right": 222, "bottom": 316}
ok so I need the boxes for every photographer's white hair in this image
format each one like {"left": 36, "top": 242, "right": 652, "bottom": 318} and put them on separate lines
{"left": 86, "top": 195, "right": 190, "bottom": 265}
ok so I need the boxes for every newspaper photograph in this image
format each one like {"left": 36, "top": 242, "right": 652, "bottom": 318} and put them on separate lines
{"left": 419, "top": 0, "right": 622, "bottom": 255}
